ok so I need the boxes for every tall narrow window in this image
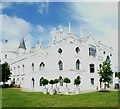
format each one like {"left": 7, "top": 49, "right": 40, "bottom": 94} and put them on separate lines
{"left": 5, "top": 54, "right": 7, "bottom": 58}
{"left": 76, "top": 59, "right": 80, "bottom": 70}
{"left": 23, "top": 65, "right": 24, "bottom": 74}
{"left": 89, "top": 46, "right": 96, "bottom": 57}
{"left": 39, "top": 77, "right": 44, "bottom": 86}
{"left": 31, "top": 78, "right": 35, "bottom": 88}
{"left": 39, "top": 62, "right": 45, "bottom": 71}
{"left": 91, "top": 78, "right": 94, "bottom": 85}
{"left": 58, "top": 60, "right": 63, "bottom": 70}
{"left": 59, "top": 76, "right": 63, "bottom": 86}
{"left": 107, "top": 55, "right": 110, "bottom": 61}
{"left": 32, "top": 63, "right": 34, "bottom": 71}
{"left": 99, "top": 64, "right": 102, "bottom": 69}
{"left": 18, "top": 66, "right": 20, "bottom": 74}
{"left": 90, "top": 64, "right": 95, "bottom": 73}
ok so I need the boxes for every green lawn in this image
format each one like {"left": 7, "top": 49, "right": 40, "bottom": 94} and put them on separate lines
{"left": 1, "top": 88, "right": 119, "bottom": 107}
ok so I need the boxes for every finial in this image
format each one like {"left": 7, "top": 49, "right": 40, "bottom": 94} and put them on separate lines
{"left": 80, "top": 27, "right": 83, "bottom": 39}
{"left": 39, "top": 38, "right": 42, "bottom": 47}
{"left": 68, "top": 22, "right": 71, "bottom": 34}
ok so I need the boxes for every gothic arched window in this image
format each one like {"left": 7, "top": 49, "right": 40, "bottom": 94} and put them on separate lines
{"left": 32, "top": 63, "right": 34, "bottom": 71}
{"left": 58, "top": 48, "right": 62, "bottom": 54}
{"left": 58, "top": 60, "right": 63, "bottom": 70}
{"left": 76, "top": 59, "right": 80, "bottom": 70}
{"left": 39, "top": 77, "right": 44, "bottom": 86}
{"left": 39, "top": 62, "right": 45, "bottom": 71}
{"left": 31, "top": 78, "right": 35, "bottom": 88}
{"left": 59, "top": 76, "right": 63, "bottom": 86}
{"left": 106, "top": 55, "right": 110, "bottom": 61}
{"left": 75, "top": 47, "right": 80, "bottom": 54}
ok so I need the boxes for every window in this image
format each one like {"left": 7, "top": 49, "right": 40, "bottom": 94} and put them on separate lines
{"left": 39, "top": 62, "right": 45, "bottom": 71}
{"left": 59, "top": 76, "right": 63, "bottom": 86}
{"left": 99, "top": 64, "right": 102, "bottom": 69}
{"left": 75, "top": 47, "right": 80, "bottom": 54}
{"left": 58, "top": 60, "right": 63, "bottom": 70}
{"left": 5, "top": 54, "right": 7, "bottom": 58}
{"left": 76, "top": 59, "right": 80, "bottom": 70}
{"left": 40, "top": 77, "right": 44, "bottom": 86}
{"left": 91, "top": 78, "right": 94, "bottom": 85}
{"left": 89, "top": 46, "right": 96, "bottom": 57}
{"left": 58, "top": 48, "right": 62, "bottom": 54}
{"left": 103, "top": 51, "right": 106, "bottom": 54}
{"left": 22, "top": 65, "right": 24, "bottom": 73}
{"left": 32, "top": 63, "right": 34, "bottom": 71}
{"left": 77, "top": 76, "right": 81, "bottom": 80}
{"left": 107, "top": 55, "right": 110, "bottom": 61}
{"left": 90, "top": 64, "right": 95, "bottom": 73}
{"left": 18, "top": 66, "right": 20, "bottom": 74}
{"left": 31, "top": 78, "right": 35, "bottom": 88}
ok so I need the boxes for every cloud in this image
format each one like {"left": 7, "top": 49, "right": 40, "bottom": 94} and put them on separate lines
{"left": 0, "top": 2, "right": 12, "bottom": 10}
{"left": 67, "top": 2, "right": 118, "bottom": 71}
{"left": 37, "top": 25, "right": 44, "bottom": 33}
{"left": 37, "top": 1, "right": 49, "bottom": 15}
{"left": 0, "top": 14, "right": 32, "bottom": 49}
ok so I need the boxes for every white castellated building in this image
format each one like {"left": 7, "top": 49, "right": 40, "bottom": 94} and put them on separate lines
{"left": 0, "top": 23, "right": 118, "bottom": 93}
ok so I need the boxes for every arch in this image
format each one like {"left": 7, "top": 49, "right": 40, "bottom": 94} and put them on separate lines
{"left": 58, "top": 60, "right": 63, "bottom": 70}
{"left": 32, "top": 63, "right": 34, "bottom": 71}
{"left": 90, "top": 64, "right": 95, "bottom": 73}
{"left": 22, "top": 65, "right": 24, "bottom": 74}
{"left": 77, "top": 76, "right": 81, "bottom": 80}
{"left": 76, "top": 59, "right": 80, "bottom": 70}
{"left": 58, "top": 48, "right": 62, "bottom": 54}
{"left": 39, "top": 77, "right": 44, "bottom": 86}
{"left": 31, "top": 78, "right": 35, "bottom": 88}
{"left": 99, "top": 64, "right": 102, "bottom": 69}
{"left": 59, "top": 76, "right": 63, "bottom": 86}
{"left": 106, "top": 55, "right": 110, "bottom": 61}
{"left": 75, "top": 47, "right": 80, "bottom": 53}
{"left": 39, "top": 62, "right": 45, "bottom": 71}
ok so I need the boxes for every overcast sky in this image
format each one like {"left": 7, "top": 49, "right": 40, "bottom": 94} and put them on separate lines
{"left": 0, "top": 1, "right": 118, "bottom": 71}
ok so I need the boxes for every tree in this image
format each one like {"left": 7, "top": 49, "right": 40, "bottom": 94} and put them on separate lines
{"left": 54, "top": 79, "right": 59, "bottom": 88}
{"left": 74, "top": 78, "right": 81, "bottom": 88}
{"left": 0, "top": 62, "right": 11, "bottom": 84}
{"left": 49, "top": 80, "right": 54, "bottom": 89}
{"left": 41, "top": 78, "right": 48, "bottom": 88}
{"left": 98, "top": 57, "right": 113, "bottom": 90}
{"left": 63, "top": 77, "right": 71, "bottom": 88}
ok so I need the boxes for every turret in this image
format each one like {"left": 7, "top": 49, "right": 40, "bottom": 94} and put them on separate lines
{"left": 18, "top": 38, "right": 26, "bottom": 56}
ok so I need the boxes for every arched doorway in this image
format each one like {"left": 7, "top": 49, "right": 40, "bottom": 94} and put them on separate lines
{"left": 31, "top": 78, "right": 35, "bottom": 88}
{"left": 39, "top": 77, "right": 44, "bottom": 86}
{"left": 59, "top": 76, "right": 63, "bottom": 86}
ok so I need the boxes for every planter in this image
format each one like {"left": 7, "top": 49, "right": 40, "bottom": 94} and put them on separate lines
{"left": 75, "top": 88, "right": 80, "bottom": 94}
{"left": 43, "top": 88, "right": 48, "bottom": 94}
{"left": 64, "top": 88, "right": 70, "bottom": 94}
{"left": 55, "top": 87, "right": 59, "bottom": 93}
{"left": 49, "top": 88, "right": 54, "bottom": 95}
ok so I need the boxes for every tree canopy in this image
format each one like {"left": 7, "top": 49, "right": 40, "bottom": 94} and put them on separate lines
{"left": 0, "top": 62, "right": 11, "bottom": 83}
{"left": 98, "top": 57, "right": 113, "bottom": 87}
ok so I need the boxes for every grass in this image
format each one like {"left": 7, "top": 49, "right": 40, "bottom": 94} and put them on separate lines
{"left": 1, "top": 88, "right": 119, "bottom": 107}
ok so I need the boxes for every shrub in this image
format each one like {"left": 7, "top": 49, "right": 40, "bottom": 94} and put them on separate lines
{"left": 41, "top": 79, "right": 48, "bottom": 88}
{"left": 74, "top": 78, "right": 81, "bottom": 88}
{"left": 64, "top": 77, "right": 71, "bottom": 88}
